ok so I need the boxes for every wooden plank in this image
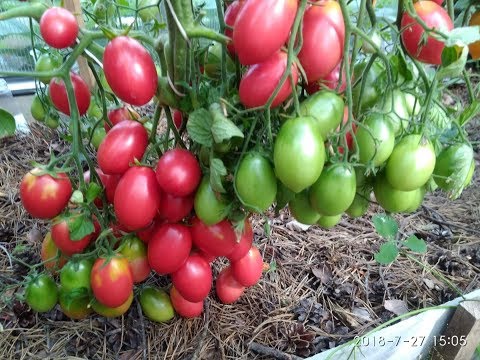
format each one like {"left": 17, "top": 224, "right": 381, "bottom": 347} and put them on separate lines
{"left": 431, "top": 299, "right": 480, "bottom": 360}
{"left": 63, "top": 0, "right": 96, "bottom": 90}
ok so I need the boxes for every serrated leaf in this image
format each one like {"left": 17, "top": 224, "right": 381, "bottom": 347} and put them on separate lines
{"left": 403, "top": 235, "right": 427, "bottom": 253}
{"left": 445, "top": 26, "right": 480, "bottom": 47}
{"left": 86, "top": 182, "right": 102, "bottom": 204}
{"left": 438, "top": 45, "right": 468, "bottom": 80}
{"left": 374, "top": 242, "right": 399, "bottom": 264}
{"left": 425, "top": 102, "right": 451, "bottom": 137}
{"left": 186, "top": 108, "right": 213, "bottom": 146}
{"left": 0, "top": 108, "right": 16, "bottom": 138}
{"left": 372, "top": 214, "right": 398, "bottom": 240}
{"left": 210, "top": 157, "right": 227, "bottom": 193}
{"left": 68, "top": 215, "right": 94, "bottom": 241}
{"left": 458, "top": 100, "right": 480, "bottom": 126}
{"left": 209, "top": 104, "right": 244, "bottom": 144}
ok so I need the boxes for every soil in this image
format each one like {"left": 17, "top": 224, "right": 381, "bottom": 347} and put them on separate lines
{"left": 0, "top": 106, "right": 479, "bottom": 359}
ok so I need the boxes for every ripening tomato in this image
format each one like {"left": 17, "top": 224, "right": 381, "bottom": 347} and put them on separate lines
{"left": 51, "top": 217, "right": 94, "bottom": 256}
{"left": 170, "top": 286, "right": 204, "bottom": 318}
{"left": 172, "top": 109, "right": 183, "bottom": 129}
{"left": 274, "top": 117, "right": 325, "bottom": 193}
{"left": 114, "top": 166, "right": 160, "bottom": 230}
{"left": 156, "top": 149, "right": 202, "bottom": 197}
{"left": 91, "top": 256, "right": 134, "bottom": 308}
{"left": 401, "top": 1, "right": 453, "bottom": 65}
{"left": 385, "top": 134, "right": 436, "bottom": 191}
{"left": 49, "top": 73, "right": 91, "bottom": 116}
{"left": 20, "top": 168, "right": 72, "bottom": 219}
{"left": 224, "top": 0, "right": 244, "bottom": 57}
{"left": 299, "top": 1, "right": 345, "bottom": 82}
{"left": 355, "top": 113, "right": 395, "bottom": 166}
{"left": 191, "top": 217, "right": 237, "bottom": 257}
{"left": 41, "top": 231, "right": 68, "bottom": 272}
{"left": 231, "top": 246, "right": 263, "bottom": 287}
{"left": 309, "top": 163, "right": 356, "bottom": 216}
{"left": 60, "top": 258, "right": 94, "bottom": 293}
{"left": 119, "top": 236, "right": 151, "bottom": 283}
{"left": 239, "top": 51, "right": 298, "bottom": 108}
{"left": 157, "top": 191, "right": 193, "bottom": 223}
{"left": 40, "top": 7, "right": 78, "bottom": 49}
{"left": 148, "top": 223, "right": 192, "bottom": 275}
{"left": 92, "top": 291, "right": 133, "bottom": 318}
{"left": 468, "top": 12, "right": 480, "bottom": 60}
{"left": 84, "top": 168, "right": 120, "bottom": 205}
{"left": 97, "top": 120, "right": 149, "bottom": 175}
{"left": 172, "top": 254, "right": 212, "bottom": 302}
{"left": 233, "top": 0, "right": 297, "bottom": 65}
{"left": 227, "top": 219, "right": 253, "bottom": 262}
{"left": 25, "top": 274, "right": 58, "bottom": 313}
{"left": 139, "top": 287, "right": 175, "bottom": 323}
{"left": 58, "top": 287, "right": 92, "bottom": 319}
{"left": 105, "top": 106, "right": 140, "bottom": 132}
{"left": 216, "top": 266, "right": 245, "bottom": 304}
{"left": 289, "top": 190, "right": 321, "bottom": 225}
{"left": 103, "top": 36, "right": 158, "bottom": 106}
{"left": 306, "top": 61, "right": 348, "bottom": 94}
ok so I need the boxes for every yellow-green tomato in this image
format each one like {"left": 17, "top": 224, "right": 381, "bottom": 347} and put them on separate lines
{"left": 30, "top": 95, "right": 47, "bottom": 122}
{"left": 288, "top": 190, "right": 321, "bottom": 225}
{"left": 139, "top": 287, "right": 175, "bottom": 323}
{"left": 317, "top": 214, "right": 342, "bottom": 229}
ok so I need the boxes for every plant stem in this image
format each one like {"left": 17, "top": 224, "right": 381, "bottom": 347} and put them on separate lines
{"left": 447, "top": 0, "right": 454, "bottom": 22}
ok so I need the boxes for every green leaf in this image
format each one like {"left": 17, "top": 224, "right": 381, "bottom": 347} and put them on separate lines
{"left": 374, "top": 242, "right": 399, "bottom": 264}
{"left": 209, "top": 103, "right": 244, "bottom": 144}
{"left": 372, "top": 214, "right": 398, "bottom": 240}
{"left": 0, "top": 108, "right": 16, "bottom": 138}
{"left": 425, "top": 102, "right": 451, "bottom": 137}
{"left": 209, "top": 157, "right": 227, "bottom": 193}
{"left": 438, "top": 45, "right": 468, "bottom": 80}
{"left": 458, "top": 100, "right": 480, "bottom": 126}
{"left": 68, "top": 215, "right": 95, "bottom": 241}
{"left": 86, "top": 182, "right": 102, "bottom": 204}
{"left": 186, "top": 108, "right": 213, "bottom": 147}
{"left": 445, "top": 26, "right": 480, "bottom": 47}
{"left": 403, "top": 235, "right": 427, "bottom": 253}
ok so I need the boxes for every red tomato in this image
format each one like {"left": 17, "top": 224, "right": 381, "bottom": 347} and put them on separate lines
{"left": 401, "top": 1, "right": 453, "bottom": 65}
{"left": 233, "top": 0, "right": 297, "bottom": 65}
{"left": 227, "top": 219, "right": 253, "bottom": 262}
{"left": 306, "top": 61, "right": 348, "bottom": 95}
{"left": 20, "top": 168, "right": 72, "bottom": 219}
{"left": 114, "top": 166, "right": 160, "bottom": 230}
{"left": 91, "top": 256, "right": 133, "bottom": 308}
{"left": 239, "top": 51, "right": 298, "bottom": 108}
{"left": 39, "top": 7, "right": 78, "bottom": 49}
{"left": 97, "top": 120, "right": 149, "bottom": 175}
{"left": 119, "top": 236, "right": 151, "bottom": 283}
{"left": 105, "top": 106, "right": 140, "bottom": 132}
{"left": 216, "top": 266, "right": 245, "bottom": 304}
{"left": 148, "top": 223, "right": 192, "bottom": 275}
{"left": 155, "top": 149, "right": 201, "bottom": 197}
{"left": 337, "top": 106, "right": 356, "bottom": 154}
{"left": 231, "top": 245, "right": 263, "bottom": 287}
{"left": 49, "top": 73, "right": 91, "bottom": 116}
{"left": 103, "top": 36, "right": 158, "bottom": 106}
{"left": 84, "top": 168, "right": 120, "bottom": 205}
{"left": 136, "top": 220, "right": 162, "bottom": 244}
{"left": 172, "top": 109, "right": 183, "bottom": 129}
{"left": 191, "top": 217, "right": 237, "bottom": 257}
{"left": 298, "top": 1, "right": 345, "bottom": 82}
{"left": 170, "top": 286, "right": 204, "bottom": 318}
{"left": 157, "top": 191, "right": 193, "bottom": 223}
{"left": 51, "top": 218, "right": 94, "bottom": 256}
{"left": 171, "top": 254, "right": 212, "bottom": 302}
{"left": 224, "top": 0, "right": 244, "bottom": 57}
{"left": 192, "top": 248, "right": 217, "bottom": 264}
{"left": 41, "top": 231, "right": 68, "bottom": 272}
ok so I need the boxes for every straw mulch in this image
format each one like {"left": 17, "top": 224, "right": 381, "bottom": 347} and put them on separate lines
{"left": 0, "top": 120, "right": 479, "bottom": 360}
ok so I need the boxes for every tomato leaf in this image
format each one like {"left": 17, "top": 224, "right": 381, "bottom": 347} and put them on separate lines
{"left": 86, "top": 182, "right": 102, "bottom": 204}
{"left": 68, "top": 215, "right": 94, "bottom": 241}
{"left": 209, "top": 157, "right": 227, "bottom": 193}
{"left": 445, "top": 26, "right": 480, "bottom": 47}
{"left": 440, "top": 144, "right": 474, "bottom": 200}
{"left": 372, "top": 214, "right": 398, "bottom": 240}
{"left": 402, "top": 235, "right": 427, "bottom": 254}
{"left": 0, "top": 108, "right": 16, "bottom": 138}
{"left": 390, "top": 54, "right": 412, "bottom": 83}
{"left": 425, "top": 102, "right": 450, "bottom": 137}
{"left": 209, "top": 103, "right": 244, "bottom": 144}
{"left": 374, "top": 242, "right": 399, "bottom": 264}
{"left": 438, "top": 45, "right": 468, "bottom": 80}
{"left": 186, "top": 108, "right": 213, "bottom": 147}
{"left": 458, "top": 100, "right": 480, "bottom": 126}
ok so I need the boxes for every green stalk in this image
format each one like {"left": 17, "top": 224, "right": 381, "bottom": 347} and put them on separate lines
{"left": 447, "top": 0, "right": 454, "bottom": 22}
{"left": 0, "top": 2, "right": 48, "bottom": 21}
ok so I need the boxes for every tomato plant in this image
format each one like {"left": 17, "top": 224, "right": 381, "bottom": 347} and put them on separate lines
{"left": 25, "top": 274, "right": 58, "bottom": 312}
{"left": 119, "top": 236, "right": 151, "bottom": 283}
{"left": 157, "top": 191, "right": 194, "bottom": 223}
{"left": 41, "top": 231, "right": 68, "bottom": 272}
{"left": 139, "top": 287, "right": 175, "bottom": 323}
{"left": 194, "top": 176, "right": 229, "bottom": 225}
{"left": 227, "top": 219, "right": 253, "bottom": 262}
{"left": 39, "top": 7, "right": 78, "bottom": 49}
{"left": 191, "top": 217, "right": 237, "bottom": 257}
{"left": 171, "top": 254, "right": 212, "bottom": 302}
{"left": 105, "top": 106, "right": 140, "bottom": 132}
{"left": 51, "top": 217, "right": 93, "bottom": 256}
{"left": 216, "top": 266, "right": 245, "bottom": 304}
{"left": 92, "top": 292, "right": 133, "bottom": 318}
{"left": 58, "top": 288, "right": 92, "bottom": 319}
{"left": 231, "top": 246, "right": 263, "bottom": 287}
{"left": 170, "top": 286, "right": 204, "bottom": 318}
{"left": 49, "top": 73, "right": 91, "bottom": 116}
{"left": 35, "top": 53, "right": 62, "bottom": 84}
{"left": 60, "top": 258, "right": 94, "bottom": 292}
{"left": 289, "top": 190, "right": 321, "bottom": 225}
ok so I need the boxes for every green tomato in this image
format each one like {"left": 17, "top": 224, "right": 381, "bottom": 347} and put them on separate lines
{"left": 35, "top": 53, "right": 62, "bottom": 84}
{"left": 194, "top": 176, "right": 228, "bottom": 225}
{"left": 356, "top": 113, "right": 395, "bottom": 167}
{"left": 382, "top": 89, "right": 410, "bottom": 135}
{"left": 274, "top": 117, "right": 325, "bottom": 193}
{"left": 433, "top": 143, "right": 475, "bottom": 193}
{"left": 386, "top": 134, "right": 436, "bottom": 191}
{"left": 139, "top": 287, "right": 175, "bottom": 323}
{"left": 361, "top": 30, "right": 382, "bottom": 54}
{"left": 288, "top": 190, "right": 321, "bottom": 225}
{"left": 138, "top": 0, "right": 160, "bottom": 22}
{"left": 352, "top": 60, "right": 384, "bottom": 114}
{"left": 317, "top": 214, "right": 342, "bottom": 229}
{"left": 373, "top": 172, "right": 419, "bottom": 213}
{"left": 404, "top": 92, "right": 421, "bottom": 116}
{"left": 58, "top": 287, "right": 92, "bottom": 320}
{"left": 405, "top": 187, "right": 426, "bottom": 213}
{"left": 235, "top": 153, "right": 277, "bottom": 212}
{"left": 92, "top": 292, "right": 133, "bottom": 318}
{"left": 87, "top": 101, "right": 103, "bottom": 119}
{"left": 203, "top": 42, "right": 236, "bottom": 79}
{"left": 309, "top": 163, "right": 356, "bottom": 216}
{"left": 30, "top": 95, "right": 47, "bottom": 122}
{"left": 299, "top": 90, "right": 344, "bottom": 140}
{"left": 346, "top": 189, "right": 371, "bottom": 218}
{"left": 93, "top": 0, "right": 115, "bottom": 23}
{"left": 45, "top": 115, "right": 60, "bottom": 129}
{"left": 25, "top": 274, "right": 58, "bottom": 312}
{"left": 60, "top": 258, "right": 94, "bottom": 293}
{"left": 91, "top": 127, "right": 106, "bottom": 150}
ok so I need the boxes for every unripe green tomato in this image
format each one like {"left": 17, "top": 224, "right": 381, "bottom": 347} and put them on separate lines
{"left": 139, "top": 287, "right": 175, "bottom": 323}
{"left": 289, "top": 190, "right": 321, "bottom": 225}
{"left": 203, "top": 42, "right": 235, "bottom": 79}
{"left": 317, "top": 214, "right": 342, "bottom": 229}
{"left": 45, "top": 115, "right": 60, "bottom": 129}
{"left": 346, "top": 189, "right": 370, "bottom": 218}
{"left": 87, "top": 100, "right": 103, "bottom": 119}
{"left": 138, "top": 0, "right": 160, "bottom": 22}
{"left": 31, "top": 95, "right": 47, "bottom": 122}
{"left": 25, "top": 274, "right": 58, "bottom": 312}
{"left": 382, "top": 90, "right": 410, "bottom": 135}
{"left": 91, "top": 127, "right": 106, "bottom": 149}
{"left": 361, "top": 30, "right": 382, "bottom": 54}
{"left": 194, "top": 176, "right": 228, "bottom": 225}
{"left": 35, "top": 53, "right": 62, "bottom": 84}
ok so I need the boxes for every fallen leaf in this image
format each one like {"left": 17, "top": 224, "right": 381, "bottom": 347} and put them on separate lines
{"left": 384, "top": 299, "right": 408, "bottom": 315}
{"left": 311, "top": 265, "right": 332, "bottom": 285}
{"left": 423, "top": 278, "right": 435, "bottom": 289}
{"left": 352, "top": 307, "right": 372, "bottom": 322}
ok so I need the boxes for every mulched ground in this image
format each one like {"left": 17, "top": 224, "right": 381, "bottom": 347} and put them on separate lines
{"left": 0, "top": 114, "right": 479, "bottom": 359}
